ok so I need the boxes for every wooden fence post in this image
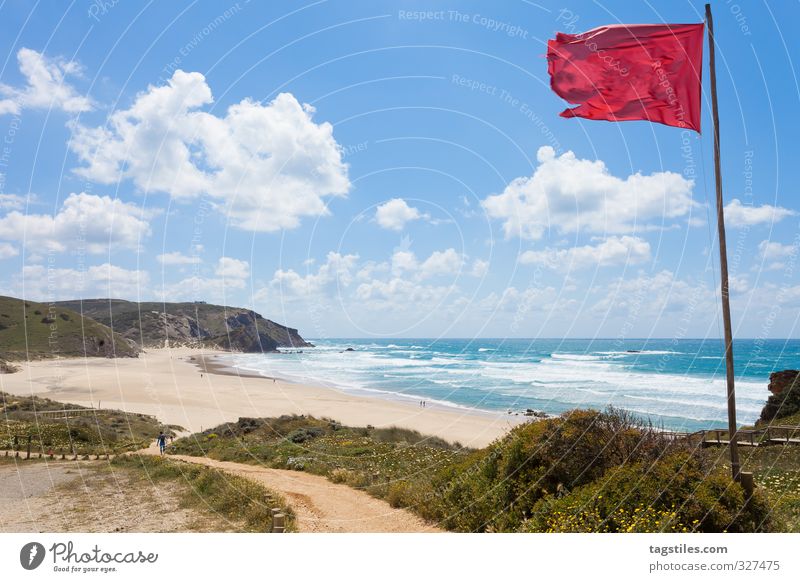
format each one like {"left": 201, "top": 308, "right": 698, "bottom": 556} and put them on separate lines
{"left": 26, "top": 436, "right": 31, "bottom": 460}
{"left": 741, "top": 471, "right": 754, "bottom": 497}
{"left": 272, "top": 513, "right": 285, "bottom": 533}
{"left": 270, "top": 508, "right": 282, "bottom": 533}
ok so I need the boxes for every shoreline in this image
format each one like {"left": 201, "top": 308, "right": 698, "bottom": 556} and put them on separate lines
{"left": 192, "top": 352, "right": 524, "bottom": 420}
{"left": 0, "top": 348, "right": 524, "bottom": 448}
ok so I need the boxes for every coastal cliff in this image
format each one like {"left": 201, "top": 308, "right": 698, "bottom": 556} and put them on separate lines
{"left": 54, "top": 299, "right": 312, "bottom": 353}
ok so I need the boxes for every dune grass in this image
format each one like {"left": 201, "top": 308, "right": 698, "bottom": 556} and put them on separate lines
{"left": 112, "top": 454, "right": 295, "bottom": 532}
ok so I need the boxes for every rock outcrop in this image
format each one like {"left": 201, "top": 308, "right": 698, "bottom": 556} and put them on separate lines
{"left": 759, "top": 370, "right": 800, "bottom": 423}
{"left": 768, "top": 370, "right": 800, "bottom": 396}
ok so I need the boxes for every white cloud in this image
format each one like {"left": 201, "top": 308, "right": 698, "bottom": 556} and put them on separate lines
{"left": 729, "top": 275, "right": 750, "bottom": 294}
{"left": 470, "top": 258, "right": 489, "bottom": 277}
{"left": 592, "top": 270, "right": 712, "bottom": 317}
{"left": 265, "top": 247, "right": 465, "bottom": 313}
{"left": 153, "top": 257, "right": 251, "bottom": 301}
{"left": 391, "top": 250, "right": 418, "bottom": 276}
{"left": 390, "top": 248, "right": 464, "bottom": 280}
{"left": 157, "top": 251, "right": 200, "bottom": 265}
{"left": 757, "top": 239, "right": 797, "bottom": 270}
{"left": 0, "top": 192, "right": 154, "bottom": 254}
{"left": 16, "top": 263, "right": 149, "bottom": 300}
{"left": 0, "top": 194, "right": 28, "bottom": 210}
{"left": 375, "top": 198, "right": 423, "bottom": 231}
{"left": 419, "top": 248, "right": 463, "bottom": 279}
{"left": 519, "top": 236, "right": 651, "bottom": 270}
{"left": 215, "top": 257, "right": 249, "bottom": 281}
{"left": 354, "top": 277, "right": 455, "bottom": 308}
{"left": 270, "top": 251, "right": 359, "bottom": 298}
{"left": 70, "top": 70, "right": 349, "bottom": 232}
{"left": 724, "top": 199, "right": 796, "bottom": 227}
{"left": 482, "top": 146, "right": 695, "bottom": 239}
{"left": 0, "top": 242, "right": 18, "bottom": 259}
{"left": 758, "top": 240, "right": 796, "bottom": 261}
{"left": 478, "top": 286, "right": 564, "bottom": 318}
{"left": 355, "top": 260, "right": 389, "bottom": 281}
{"left": 0, "top": 48, "right": 92, "bottom": 115}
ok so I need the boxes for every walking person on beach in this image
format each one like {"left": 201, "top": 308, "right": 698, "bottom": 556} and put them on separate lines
{"left": 156, "top": 431, "right": 168, "bottom": 455}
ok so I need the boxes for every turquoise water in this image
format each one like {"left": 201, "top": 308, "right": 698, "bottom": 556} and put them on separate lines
{"left": 224, "top": 339, "right": 800, "bottom": 431}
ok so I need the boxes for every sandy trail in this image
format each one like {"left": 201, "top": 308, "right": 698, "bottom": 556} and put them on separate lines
{"left": 141, "top": 445, "right": 441, "bottom": 533}
{"left": 0, "top": 458, "right": 240, "bottom": 532}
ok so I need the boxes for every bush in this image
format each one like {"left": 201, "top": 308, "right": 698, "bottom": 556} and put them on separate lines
{"left": 286, "top": 427, "right": 324, "bottom": 443}
{"left": 386, "top": 481, "right": 411, "bottom": 508}
{"left": 423, "top": 408, "right": 680, "bottom": 532}
{"left": 523, "top": 452, "right": 773, "bottom": 533}
{"left": 329, "top": 468, "right": 355, "bottom": 484}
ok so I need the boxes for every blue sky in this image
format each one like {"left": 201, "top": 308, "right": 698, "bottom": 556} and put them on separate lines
{"left": 0, "top": 0, "right": 798, "bottom": 339}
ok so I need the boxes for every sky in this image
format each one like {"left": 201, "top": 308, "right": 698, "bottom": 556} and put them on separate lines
{"left": 0, "top": 0, "right": 798, "bottom": 340}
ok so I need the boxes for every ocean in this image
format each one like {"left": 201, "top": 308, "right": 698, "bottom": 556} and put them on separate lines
{"left": 220, "top": 338, "right": 800, "bottom": 432}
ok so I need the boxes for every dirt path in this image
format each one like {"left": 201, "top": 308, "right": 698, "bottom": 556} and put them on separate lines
{"left": 141, "top": 445, "right": 441, "bottom": 533}
{"left": 0, "top": 459, "right": 239, "bottom": 532}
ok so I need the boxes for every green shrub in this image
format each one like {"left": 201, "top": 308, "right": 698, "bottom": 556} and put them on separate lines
{"left": 424, "top": 408, "right": 681, "bottom": 532}
{"left": 386, "top": 481, "right": 411, "bottom": 508}
{"left": 523, "top": 452, "right": 773, "bottom": 533}
{"left": 286, "top": 427, "right": 324, "bottom": 443}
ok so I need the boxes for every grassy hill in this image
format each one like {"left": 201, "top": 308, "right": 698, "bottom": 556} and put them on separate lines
{"left": 0, "top": 296, "right": 138, "bottom": 361}
{"left": 55, "top": 299, "right": 311, "bottom": 352}
{"left": 0, "top": 390, "right": 175, "bottom": 454}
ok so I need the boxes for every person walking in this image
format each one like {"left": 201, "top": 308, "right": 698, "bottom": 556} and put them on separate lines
{"left": 156, "top": 431, "right": 168, "bottom": 455}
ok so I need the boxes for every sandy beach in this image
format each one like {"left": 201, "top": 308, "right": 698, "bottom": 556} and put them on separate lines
{"left": 0, "top": 348, "right": 523, "bottom": 448}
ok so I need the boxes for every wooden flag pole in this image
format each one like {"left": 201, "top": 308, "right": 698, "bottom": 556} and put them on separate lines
{"left": 705, "top": 3, "right": 741, "bottom": 482}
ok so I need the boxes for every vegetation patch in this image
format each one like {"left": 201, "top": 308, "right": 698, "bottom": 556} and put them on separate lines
{"left": 1, "top": 391, "right": 178, "bottom": 454}
{"left": 524, "top": 452, "right": 772, "bottom": 532}
{"left": 112, "top": 454, "right": 295, "bottom": 532}
{"left": 171, "top": 408, "right": 779, "bottom": 533}
{"left": 170, "top": 414, "right": 469, "bottom": 511}
{"left": 0, "top": 295, "right": 138, "bottom": 359}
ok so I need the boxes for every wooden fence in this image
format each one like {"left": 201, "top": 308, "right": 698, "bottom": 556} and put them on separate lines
{"left": 662, "top": 425, "right": 800, "bottom": 448}
{"left": 31, "top": 408, "right": 115, "bottom": 419}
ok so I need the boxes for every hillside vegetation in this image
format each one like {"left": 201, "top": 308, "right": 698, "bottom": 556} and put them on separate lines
{"left": 169, "top": 408, "right": 777, "bottom": 533}
{"left": 0, "top": 390, "right": 177, "bottom": 454}
{"left": 0, "top": 296, "right": 138, "bottom": 360}
{"left": 56, "top": 299, "right": 311, "bottom": 352}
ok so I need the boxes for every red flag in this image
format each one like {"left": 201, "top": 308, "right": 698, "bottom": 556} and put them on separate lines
{"left": 547, "top": 23, "right": 704, "bottom": 132}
